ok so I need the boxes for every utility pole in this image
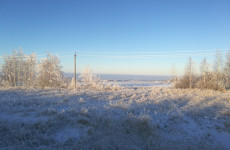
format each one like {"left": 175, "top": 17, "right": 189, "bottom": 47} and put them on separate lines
{"left": 74, "top": 52, "right": 77, "bottom": 89}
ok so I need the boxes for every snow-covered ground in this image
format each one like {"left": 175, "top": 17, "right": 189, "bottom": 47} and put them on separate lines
{"left": 0, "top": 86, "right": 230, "bottom": 149}
{"left": 106, "top": 80, "right": 172, "bottom": 87}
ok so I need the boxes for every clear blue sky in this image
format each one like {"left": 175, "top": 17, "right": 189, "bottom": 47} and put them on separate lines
{"left": 0, "top": 0, "right": 230, "bottom": 75}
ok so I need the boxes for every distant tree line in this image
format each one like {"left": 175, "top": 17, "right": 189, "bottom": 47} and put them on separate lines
{"left": 174, "top": 50, "right": 230, "bottom": 91}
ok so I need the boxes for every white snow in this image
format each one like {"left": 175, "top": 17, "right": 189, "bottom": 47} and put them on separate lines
{"left": 106, "top": 80, "right": 172, "bottom": 87}
{"left": 0, "top": 85, "right": 230, "bottom": 149}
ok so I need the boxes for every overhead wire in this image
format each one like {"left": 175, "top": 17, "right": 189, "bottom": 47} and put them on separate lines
{"left": 15, "top": 48, "right": 226, "bottom": 57}
{"left": 0, "top": 48, "right": 229, "bottom": 59}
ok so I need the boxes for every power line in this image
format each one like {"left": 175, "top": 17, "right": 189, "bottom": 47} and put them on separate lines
{"left": 76, "top": 48, "right": 229, "bottom": 54}
{"left": 22, "top": 48, "right": 228, "bottom": 56}
{"left": 0, "top": 48, "right": 229, "bottom": 59}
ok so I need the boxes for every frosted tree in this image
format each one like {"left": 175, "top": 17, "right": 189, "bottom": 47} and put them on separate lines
{"left": 185, "top": 57, "right": 196, "bottom": 88}
{"left": 37, "top": 52, "right": 65, "bottom": 87}
{"left": 1, "top": 49, "right": 36, "bottom": 86}
{"left": 24, "top": 54, "right": 36, "bottom": 86}
{"left": 2, "top": 50, "right": 18, "bottom": 86}
{"left": 199, "top": 58, "right": 211, "bottom": 88}
{"left": 171, "top": 64, "right": 178, "bottom": 84}
{"left": 225, "top": 50, "right": 230, "bottom": 89}
{"left": 213, "top": 51, "right": 223, "bottom": 74}
{"left": 175, "top": 57, "right": 197, "bottom": 88}
{"left": 213, "top": 51, "right": 225, "bottom": 90}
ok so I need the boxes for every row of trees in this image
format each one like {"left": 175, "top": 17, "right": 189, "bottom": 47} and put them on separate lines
{"left": 174, "top": 50, "right": 230, "bottom": 91}
{"left": 1, "top": 49, "right": 229, "bottom": 91}
{"left": 0, "top": 50, "right": 121, "bottom": 91}
{"left": 0, "top": 50, "right": 66, "bottom": 87}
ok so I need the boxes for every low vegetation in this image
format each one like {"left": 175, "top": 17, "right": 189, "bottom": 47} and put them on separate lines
{"left": 0, "top": 87, "right": 229, "bottom": 149}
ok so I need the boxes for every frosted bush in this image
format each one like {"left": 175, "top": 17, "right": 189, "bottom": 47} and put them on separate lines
{"left": 79, "top": 67, "right": 103, "bottom": 90}
{"left": 0, "top": 77, "right": 10, "bottom": 87}
{"left": 78, "top": 67, "right": 122, "bottom": 91}
{"left": 37, "top": 52, "right": 66, "bottom": 88}
{"left": 106, "top": 82, "right": 123, "bottom": 91}
{"left": 68, "top": 77, "right": 81, "bottom": 90}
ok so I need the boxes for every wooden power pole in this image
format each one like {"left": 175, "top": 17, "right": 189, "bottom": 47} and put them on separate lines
{"left": 74, "top": 52, "right": 77, "bottom": 89}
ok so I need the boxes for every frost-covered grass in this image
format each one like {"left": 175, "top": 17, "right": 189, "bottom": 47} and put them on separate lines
{"left": 0, "top": 87, "right": 230, "bottom": 150}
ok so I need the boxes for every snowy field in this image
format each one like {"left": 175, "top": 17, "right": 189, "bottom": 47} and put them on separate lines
{"left": 106, "top": 80, "right": 172, "bottom": 87}
{"left": 0, "top": 86, "right": 230, "bottom": 149}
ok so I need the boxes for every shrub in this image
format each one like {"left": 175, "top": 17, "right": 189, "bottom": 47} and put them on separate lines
{"left": 70, "top": 67, "right": 122, "bottom": 91}
{"left": 37, "top": 52, "right": 66, "bottom": 88}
